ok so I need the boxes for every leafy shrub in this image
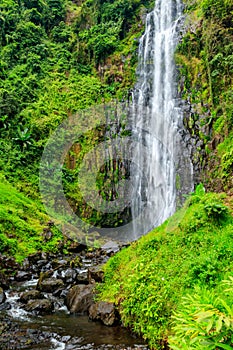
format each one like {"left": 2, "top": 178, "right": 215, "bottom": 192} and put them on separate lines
{"left": 169, "top": 277, "right": 233, "bottom": 349}
{"left": 204, "top": 201, "right": 229, "bottom": 221}
{"left": 97, "top": 190, "right": 233, "bottom": 348}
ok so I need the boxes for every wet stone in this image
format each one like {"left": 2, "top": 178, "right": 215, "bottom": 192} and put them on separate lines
{"left": 37, "top": 277, "right": 64, "bottom": 293}
{"left": 15, "top": 271, "right": 32, "bottom": 282}
{"left": 101, "top": 241, "right": 120, "bottom": 256}
{"left": 88, "top": 265, "right": 104, "bottom": 283}
{"left": 75, "top": 270, "right": 89, "bottom": 284}
{"left": 62, "top": 268, "right": 77, "bottom": 284}
{"left": 0, "top": 302, "right": 11, "bottom": 311}
{"left": 0, "top": 287, "right": 6, "bottom": 304}
{"left": 89, "top": 301, "right": 118, "bottom": 326}
{"left": 24, "top": 299, "right": 54, "bottom": 315}
{"left": 66, "top": 284, "right": 94, "bottom": 314}
{"left": 20, "top": 290, "right": 43, "bottom": 303}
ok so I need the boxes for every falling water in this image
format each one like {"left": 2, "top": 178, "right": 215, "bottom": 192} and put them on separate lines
{"left": 130, "top": 0, "right": 193, "bottom": 238}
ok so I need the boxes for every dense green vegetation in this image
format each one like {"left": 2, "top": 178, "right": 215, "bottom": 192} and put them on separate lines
{"left": 0, "top": 0, "right": 232, "bottom": 347}
{"left": 0, "top": 0, "right": 152, "bottom": 192}
{"left": 178, "top": 0, "right": 233, "bottom": 191}
{"left": 97, "top": 187, "right": 233, "bottom": 348}
{"left": 0, "top": 175, "right": 64, "bottom": 262}
{"left": 0, "top": 0, "right": 152, "bottom": 231}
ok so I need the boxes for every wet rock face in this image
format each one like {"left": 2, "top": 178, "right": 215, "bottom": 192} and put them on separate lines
{"left": 0, "top": 287, "right": 9, "bottom": 312}
{"left": 37, "top": 278, "right": 64, "bottom": 293}
{"left": 15, "top": 270, "right": 32, "bottom": 282}
{"left": 0, "top": 287, "right": 6, "bottom": 304}
{"left": 24, "top": 299, "right": 54, "bottom": 315}
{"left": 88, "top": 265, "right": 104, "bottom": 283}
{"left": 89, "top": 302, "right": 118, "bottom": 326}
{"left": 0, "top": 302, "right": 11, "bottom": 311}
{"left": 20, "top": 290, "right": 43, "bottom": 303}
{"left": 66, "top": 284, "right": 94, "bottom": 314}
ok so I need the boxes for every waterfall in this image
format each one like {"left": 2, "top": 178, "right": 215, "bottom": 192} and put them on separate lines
{"left": 130, "top": 0, "right": 193, "bottom": 238}
{"left": 39, "top": 0, "right": 193, "bottom": 244}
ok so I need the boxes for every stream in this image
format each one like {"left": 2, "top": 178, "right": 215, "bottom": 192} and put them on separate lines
{"left": 0, "top": 244, "right": 149, "bottom": 350}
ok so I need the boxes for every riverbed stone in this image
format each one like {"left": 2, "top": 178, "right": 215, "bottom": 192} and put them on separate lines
{"left": 0, "top": 302, "right": 11, "bottom": 311}
{"left": 66, "top": 284, "right": 94, "bottom": 314}
{"left": 15, "top": 270, "right": 32, "bottom": 282}
{"left": 89, "top": 301, "right": 118, "bottom": 326}
{"left": 101, "top": 241, "right": 120, "bottom": 256}
{"left": 20, "top": 290, "right": 43, "bottom": 303}
{"left": 37, "top": 278, "right": 64, "bottom": 293}
{"left": 88, "top": 265, "right": 104, "bottom": 283}
{"left": 67, "top": 241, "right": 86, "bottom": 253}
{"left": 0, "top": 287, "right": 6, "bottom": 304}
{"left": 24, "top": 299, "right": 54, "bottom": 315}
{"left": 62, "top": 268, "right": 77, "bottom": 284}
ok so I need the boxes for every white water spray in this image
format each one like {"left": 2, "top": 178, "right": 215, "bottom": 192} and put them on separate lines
{"left": 130, "top": 0, "right": 193, "bottom": 237}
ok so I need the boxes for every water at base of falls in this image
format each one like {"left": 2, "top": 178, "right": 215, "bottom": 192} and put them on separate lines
{"left": 1, "top": 265, "right": 148, "bottom": 350}
{"left": 130, "top": 0, "right": 193, "bottom": 238}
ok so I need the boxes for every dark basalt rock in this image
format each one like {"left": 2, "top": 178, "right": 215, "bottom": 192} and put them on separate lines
{"left": 51, "top": 259, "right": 69, "bottom": 269}
{"left": 0, "top": 287, "right": 6, "bottom": 304}
{"left": 0, "top": 302, "right": 11, "bottom": 311}
{"left": 67, "top": 242, "right": 87, "bottom": 253}
{"left": 101, "top": 241, "right": 120, "bottom": 256}
{"left": 62, "top": 268, "right": 78, "bottom": 284}
{"left": 20, "top": 290, "right": 43, "bottom": 303}
{"left": 37, "top": 278, "right": 64, "bottom": 293}
{"left": 0, "top": 272, "right": 9, "bottom": 289}
{"left": 88, "top": 265, "right": 104, "bottom": 283}
{"left": 24, "top": 299, "right": 54, "bottom": 315}
{"left": 15, "top": 271, "right": 32, "bottom": 282}
{"left": 89, "top": 301, "right": 118, "bottom": 326}
{"left": 66, "top": 284, "right": 94, "bottom": 314}
{"left": 27, "top": 252, "right": 43, "bottom": 264}
{"left": 75, "top": 270, "right": 89, "bottom": 284}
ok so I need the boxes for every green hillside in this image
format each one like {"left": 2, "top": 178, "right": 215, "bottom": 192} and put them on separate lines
{"left": 98, "top": 187, "right": 233, "bottom": 348}
{"left": 0, "top": 175, "right": 64, "bottom": 262}
{"left": 0, "top": 0, "right": 232, "bottom": 347}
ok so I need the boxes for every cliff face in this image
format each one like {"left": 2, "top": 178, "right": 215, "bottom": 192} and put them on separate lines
{"left": 176, "top": 0, "right": 233, "bottom": 192}
{"left": 0, "top": 0, "right": 232, "bottom": 248}
{"left": 1, "top": 0, "right": 232, "bottom": 193}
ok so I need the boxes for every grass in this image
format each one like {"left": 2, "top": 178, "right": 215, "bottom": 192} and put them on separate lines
{"left": 97, "top": 187, "right": 233, "bottom": 349}
{"left": 0, "top": 173, "right": 64, "bottom": 262}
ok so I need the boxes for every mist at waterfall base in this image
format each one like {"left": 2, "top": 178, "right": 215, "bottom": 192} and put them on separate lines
{"left": 39, "top": 0, "right": 193, "bottom": 244}
{"left": 129, "top": 0, "right": 193, "bottom": 239}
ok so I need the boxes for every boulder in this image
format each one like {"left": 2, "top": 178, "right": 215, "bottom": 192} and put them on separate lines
{"left": 101, "top": 241, "right": 120, "bottom": 256}
{"left": 89, "top": 301, "right": 118, "bottom": 326}
{"left": 67, "top": 242, "right": 86, "bottom": 253}
{"left": 28, "top": 252, "right": 42, "bottom": 264}
{"left": 20, "top": 290, "right": 43, "bottom": 303}
{"left": 0, "top": 272, "right": 9, "bottom": 289}
{"left": 0, "top": 287, "right": 6, "bottom": 304}
{"left": 75, "top": 270, "right": 89, "bottom": 284}
{"left": 62, "top": 268, "right": 77, "bottom": 284}
{"left": 88, "top": 265, "right": 104, "bottom": 283}
{"left": 66, "top": 284, "right": 94, "bottom": 314}
{"left": 15, "top": 271, "right": 32, "bottom": 282}
{"left": 24, "top": 299, "right": 54, "bottom": 315}
{"left": 37, "top": 278, "right": 64, "bottom": 293}
{"left": 0, "top": 302, "right": 11, "bottom": 311}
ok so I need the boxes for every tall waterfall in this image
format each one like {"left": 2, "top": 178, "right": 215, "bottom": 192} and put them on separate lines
{"left": 130, "top": 0, "right": 193, "bottom": 238}
{"left": 39, "top": 0, "right": 193, "bottom": 245}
